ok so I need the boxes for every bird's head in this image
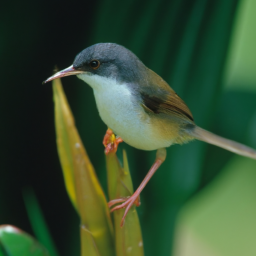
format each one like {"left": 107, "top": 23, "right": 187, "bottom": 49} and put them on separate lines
{"left": 43, "top": 43, "right": 145, "bottom": 88}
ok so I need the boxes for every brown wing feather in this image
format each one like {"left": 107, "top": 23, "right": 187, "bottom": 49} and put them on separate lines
{"left": 141, "top": 69, "right": 194, "bottom": 122}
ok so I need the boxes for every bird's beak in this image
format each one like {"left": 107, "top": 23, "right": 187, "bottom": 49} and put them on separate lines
{"left": 43, "top": 65, "right": 84, "bottom": 84}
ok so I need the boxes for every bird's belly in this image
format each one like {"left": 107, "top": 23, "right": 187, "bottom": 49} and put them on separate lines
{"left": 93, "top": 88, "right": 172, "bottom": 151}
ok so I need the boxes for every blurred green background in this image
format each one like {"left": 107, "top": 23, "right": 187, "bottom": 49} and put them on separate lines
{"left": 1, "top": 0, "right": 256, "bottom": 255}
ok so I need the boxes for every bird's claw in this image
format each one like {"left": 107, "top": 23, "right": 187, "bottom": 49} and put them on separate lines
{"left": 103, "top": 128, "right": 123, "bottom": 154}
{"left": 108, "top": 195, "right": 141, "bottom": 227}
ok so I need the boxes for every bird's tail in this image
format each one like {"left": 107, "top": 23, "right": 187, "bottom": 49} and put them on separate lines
{"left": 189, "top": 125, "right": 256, "bottom": 160}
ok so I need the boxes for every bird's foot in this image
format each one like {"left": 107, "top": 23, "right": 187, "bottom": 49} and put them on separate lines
{"left": 103, "top": 128, "right": 123, "bottom": 154}
{"left": 108, "top": 148, "right": 167, "bottom": 227}
{"left": 108, "top": 194, "right": 141, "bottom": 227}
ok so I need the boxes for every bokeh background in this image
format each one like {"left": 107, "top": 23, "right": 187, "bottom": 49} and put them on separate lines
{"left": 1, "top": 0, "right": 256, "bottom": 255}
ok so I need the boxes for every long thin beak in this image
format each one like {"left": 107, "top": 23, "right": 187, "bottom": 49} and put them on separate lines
{"left": 43, "top": 65, "right": 84, "bottom": 84}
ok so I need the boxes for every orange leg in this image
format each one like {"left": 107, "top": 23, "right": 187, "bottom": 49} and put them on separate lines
{"left": 109, "top": 148, "right": 167, "bottom": 227}
{"left": 103, "top": 128, "right": 123, "bottom": 154}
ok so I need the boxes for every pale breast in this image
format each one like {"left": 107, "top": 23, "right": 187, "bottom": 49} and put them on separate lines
{"left": 94, "top": 83, "right": 173, "bottom": 150}
{"left": 78, "top": 73, "right": 173, "bottom": 150}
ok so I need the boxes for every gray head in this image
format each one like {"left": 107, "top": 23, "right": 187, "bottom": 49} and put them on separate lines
{"left": 73, "top": 43, "right": 146, "bottom": 83}
{"left": 43, "top": 43, "right": 147, "bottom": 88}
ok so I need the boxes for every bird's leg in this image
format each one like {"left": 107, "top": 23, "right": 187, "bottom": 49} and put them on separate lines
{"left": 103, "top": 128, "right": 123, "bottom": 154}
{"left": 108, "top": 148, "right": 167, "bottom": 226}
{"left": 108, "top": 196, "right": 141, "bottom": 208}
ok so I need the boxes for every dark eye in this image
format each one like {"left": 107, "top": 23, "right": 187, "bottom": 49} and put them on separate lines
{"left": 89, "top": 60, "right": 100, "bottom": 69}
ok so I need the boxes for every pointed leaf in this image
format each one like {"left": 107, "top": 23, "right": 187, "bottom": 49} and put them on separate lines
{"left": 0, "top": 225, "right": 50, "bottom": 256}
{"left": 53, "top": 78, "right": 114, "bottom": 256}
{"left": 106, "top": 151, "right": 144, "bottom": 256}
{"left": 23, "top": 189, "right": 58, "bottom": 256}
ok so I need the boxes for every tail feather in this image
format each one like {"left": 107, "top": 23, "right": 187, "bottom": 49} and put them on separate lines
{"left": 190, "top": 126, "right": 256, "bottom": 160}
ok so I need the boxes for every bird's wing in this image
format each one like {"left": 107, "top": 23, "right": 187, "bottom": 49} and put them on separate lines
{"left": 140, "top": 92, "right": 194, "bottom": 122}
{"left": 139, "top": 69, "right": 194, "bottom": 122}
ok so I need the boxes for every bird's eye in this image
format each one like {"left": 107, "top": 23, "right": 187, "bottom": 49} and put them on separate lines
{"left": 89, "top": 60, "right": 100, "bottom": 69}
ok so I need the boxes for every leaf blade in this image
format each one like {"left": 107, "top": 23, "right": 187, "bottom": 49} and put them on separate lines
{"left": 106, "top": 151, "right": 144, "bottom": 256}
{"left": 0, "top": 225, "right": 50, "bottom": 256}
{"left": 53, "top": 78, "right": 114, "bottom": 256}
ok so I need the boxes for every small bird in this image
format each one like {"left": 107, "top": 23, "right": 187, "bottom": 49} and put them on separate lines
{"left": 44, "top": 43, "right": 256, "bottom": 226}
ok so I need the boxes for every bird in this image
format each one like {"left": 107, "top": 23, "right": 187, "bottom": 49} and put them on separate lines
{"left": 44, "top": 43, "right": 256, "bottom": 226}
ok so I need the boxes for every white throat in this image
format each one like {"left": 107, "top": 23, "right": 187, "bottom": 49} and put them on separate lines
{"left": 77, "top": 73, "right": 129, "bottom": 95}
{"left": 77, "top": 73, "right": 135, "bottom": 133}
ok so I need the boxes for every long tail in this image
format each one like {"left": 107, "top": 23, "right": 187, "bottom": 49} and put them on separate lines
{"left": 189, "top": 126, "right": 256, "bottom": 160}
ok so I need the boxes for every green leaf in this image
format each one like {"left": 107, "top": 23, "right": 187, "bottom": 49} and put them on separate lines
{"left": 80, "top": 226, "right": 101, "bottom": 256}
{"left": 0, "top": 225, "right": 50, "bottom": 256}
{"left": 53, "top": 78, "right": 114, "bottom": 256}
{"left": 23, "top": 189, "right": 58, "bottom": 256}
{"left": 106, "top": 151, "right": 144, "bottom": 256}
